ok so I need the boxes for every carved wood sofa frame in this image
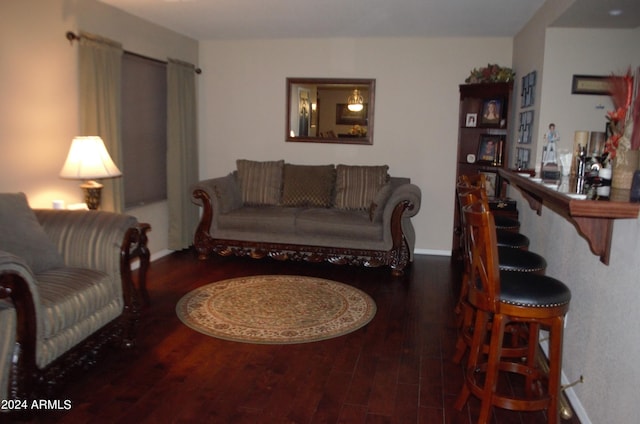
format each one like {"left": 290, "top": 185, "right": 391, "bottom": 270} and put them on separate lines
{"left": 193, "top": 189, "right": 416, "bottom": 276}
{"left": 0, "top": 222, "right": 150, "bottom": 418}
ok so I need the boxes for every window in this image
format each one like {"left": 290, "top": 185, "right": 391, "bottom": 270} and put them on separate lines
{"left": 121, "top": 52, "right": 167, "bottom": 209}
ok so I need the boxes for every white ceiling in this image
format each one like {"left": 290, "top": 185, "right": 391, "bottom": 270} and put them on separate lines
{"left": 99, "top": 0, "right": 640, "bottom": 41}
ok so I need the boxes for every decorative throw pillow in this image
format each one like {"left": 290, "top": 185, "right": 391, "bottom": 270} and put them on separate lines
{"left": 236, "top": 159, "right": 284, "bottom": 206}
{"left": 334, "top": 165, "right": 390, "bottom": 210}
{"left": 0, "top": 192, "right": 64, "bottom": 273}
{"left": 369, "top": 183, "right": 393, "bottom": 222}
{"left": 281, "top": 164, "right": 335, "bottom": 207}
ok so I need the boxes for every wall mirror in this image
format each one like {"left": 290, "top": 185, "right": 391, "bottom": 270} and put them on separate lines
{"left": 286, "top": 77, "right": 375, "bottom": 145}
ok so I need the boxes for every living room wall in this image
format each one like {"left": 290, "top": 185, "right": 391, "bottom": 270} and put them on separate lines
{"left": 0, "top": 0, "right": 198, "bottom": 257}
{"left": 198, "top": 37, "right": 513, "bottom": 254}
{"left": 513, "top": 2, "right": 640, "bottom": 422}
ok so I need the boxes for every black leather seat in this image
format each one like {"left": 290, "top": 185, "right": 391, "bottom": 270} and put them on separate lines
{"left": 496, "top": 230, "right": 530, "bottom": 249}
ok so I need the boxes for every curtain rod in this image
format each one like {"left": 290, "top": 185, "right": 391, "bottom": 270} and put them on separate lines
{"left": 66, "top": 31, "right": 202, "bottom": 74}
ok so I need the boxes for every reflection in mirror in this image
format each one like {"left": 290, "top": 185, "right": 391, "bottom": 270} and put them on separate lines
{"left": 286, "top": 78, "right": 375, "bottom": 145}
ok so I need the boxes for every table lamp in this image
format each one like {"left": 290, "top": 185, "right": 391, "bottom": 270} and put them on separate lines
{"left": 59, "top": 136, "right": 122, "bottom": 210}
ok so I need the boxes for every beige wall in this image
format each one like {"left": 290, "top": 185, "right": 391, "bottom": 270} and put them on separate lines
{"left": 198, "top": 37, "right": 513, "bottom": 254}
{"left": 513, "top": 2, "right": 640, "bottom": 422}
{"left": 0, "top": 0, "right": 198, "bottom": 257}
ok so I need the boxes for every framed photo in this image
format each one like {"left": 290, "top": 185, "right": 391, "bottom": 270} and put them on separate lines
{"left": 477, "top": 134, "right": 505, "bottom": 165}
{"left": 521, "top": 71, "right": 537, "bottom": 108}
{"left": 571, "top": 75, "right": 609, "bottom": 95}
{"left": 479, "top": 171, "right": 498, "bottom": 197}
{"left": 480, "top": 98, "right": 503, "bottom": 126}
{"left": 516, "top": 147, "right": 531, "bottom": 169}
{"left": 518, "top": 110, "right": 534, "bottom": 144}
{"left": 335, "top": 103, "right": 368, "bottom": 125}
{"left": 465, "top": 113, "right": 478, "bottom": 127}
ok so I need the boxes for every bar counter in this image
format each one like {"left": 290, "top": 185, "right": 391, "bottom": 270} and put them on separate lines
{"left": 498, "top": 169, "right": 640, "bottom": 265}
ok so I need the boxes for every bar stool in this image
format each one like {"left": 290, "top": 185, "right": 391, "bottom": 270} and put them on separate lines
{"left": 457, "top": 175, "right": 529, "bottom": 249}
{"left": 453, "top": 187, "right": 546, "bottom": 363}
{"left": 455, "top": 200, "right": 571, "bottom": 424}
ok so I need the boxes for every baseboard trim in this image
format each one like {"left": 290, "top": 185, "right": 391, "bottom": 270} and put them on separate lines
{"left": 131, "top": 249, "right": 173, "bottom": 270}
{"left": 414, "top": 248, "right": 451, "bottom": 257}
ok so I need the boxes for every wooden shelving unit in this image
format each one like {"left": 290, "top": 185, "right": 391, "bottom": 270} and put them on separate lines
{"left": 452, "top": 82, "right": 514, "bottom": 252}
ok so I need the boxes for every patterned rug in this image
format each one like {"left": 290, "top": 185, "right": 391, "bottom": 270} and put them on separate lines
{"left": 176, "top": 275, "right": 376, "bottom": 344}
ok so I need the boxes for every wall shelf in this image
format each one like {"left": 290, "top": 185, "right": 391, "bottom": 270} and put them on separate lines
{"left": 499, "top": 169, "right": 640, "bottom": 265}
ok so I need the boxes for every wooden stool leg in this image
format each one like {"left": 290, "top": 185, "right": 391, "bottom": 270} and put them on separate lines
{"left": 525, "top": 322, "right": 540, "bottom": 397}
{"left": 547, "top": 317, "right": 565, "bottom": 424}
{"left": 478, "top": 314, "right": 506, "bottom": 423}
{"left": 455, "top": 308, "right": 489, "bottom": 411}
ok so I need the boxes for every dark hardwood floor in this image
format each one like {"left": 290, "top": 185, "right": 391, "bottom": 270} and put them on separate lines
{"left": 26, "top": 250, "right": 579, "bottom": 424}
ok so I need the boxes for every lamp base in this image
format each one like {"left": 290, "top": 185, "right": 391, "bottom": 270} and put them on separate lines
{"left": 80, "top": 180, "right": 103, "bottom": 210}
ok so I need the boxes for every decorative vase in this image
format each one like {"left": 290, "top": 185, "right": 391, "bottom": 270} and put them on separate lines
{"left": 611, "top": 148, "right": 640, "bottom": 189}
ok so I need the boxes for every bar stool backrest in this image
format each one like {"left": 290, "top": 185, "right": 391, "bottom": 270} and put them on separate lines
{"left": 456, "top": 174, "right": 491, "bottom": 275}
{"left": 462, "top": 201, "right": 502, "bottom": 313}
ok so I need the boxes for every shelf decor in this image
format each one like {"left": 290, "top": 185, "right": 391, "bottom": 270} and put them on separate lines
{"left": 603, "top": 68, "right": 640, "bottom": 189}
{"left": 464, "top": 63, "right": 515, "bottom": 84}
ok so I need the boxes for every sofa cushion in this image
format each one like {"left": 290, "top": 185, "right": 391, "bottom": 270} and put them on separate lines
{"left": 296, "top": 208, "right": 381, "bottom": 241}
{"left": 281, "top": 164, "right": 335, "bottom": 207}
{"left": 334, "top": 165, "right": 389, "bottom": 210}
{"left": 217, "top": 206, "right": 299, "bottom": 234}
{"left": 236, "top": 159, "right": 284, "bottom": 206}
{"left": 0, "top": 192, "right": 64, "bottom": 273}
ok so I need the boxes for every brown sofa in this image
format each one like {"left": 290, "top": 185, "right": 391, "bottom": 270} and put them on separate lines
{"left": 192, "top": 160, "right": 421, "bottom": 275}
{"left": 0, "top": 193, "right": 150, "bottom": 418}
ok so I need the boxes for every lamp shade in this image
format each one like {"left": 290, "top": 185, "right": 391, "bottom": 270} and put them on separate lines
{"left": 59, "top": 136, "right": 122, "bottom": 180}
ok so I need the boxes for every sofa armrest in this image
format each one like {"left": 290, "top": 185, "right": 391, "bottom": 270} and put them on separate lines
{"left": 192, "top": 174, "right": 243, "bottom": 259}
{"left": 191, "top": 173, "right": 242, "bottom": 217}
{"left": 380, "top": 183, "right": 421, "bottom": 266}
{"left": 382, "top": 183, "right": 422, "bottom": 223}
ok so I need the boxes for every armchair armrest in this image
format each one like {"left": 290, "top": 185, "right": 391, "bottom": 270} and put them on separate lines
{"left": 0, "top": 252, "right": 40, "bottom": 403}
{"left": 34, "top": 210, "right": 139, "bottom": 276}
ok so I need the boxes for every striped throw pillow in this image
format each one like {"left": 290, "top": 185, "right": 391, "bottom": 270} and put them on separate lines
{"left": 334, "top": 165, "right": 389, "bottom": 210}
{"left": 236, "top": 159, "right": 284, "bottom": 206}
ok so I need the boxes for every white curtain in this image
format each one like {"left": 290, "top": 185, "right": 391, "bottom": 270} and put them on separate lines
{"left": 78, "top": 32, "right": 124, "bottom": 212}
{"left": 167, "top": 59, "right": 200, "bottom": 250}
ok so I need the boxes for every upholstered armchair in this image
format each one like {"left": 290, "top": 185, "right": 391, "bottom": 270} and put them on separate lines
{"left": 0, "top": 193, "right": 150, "bottom": 416}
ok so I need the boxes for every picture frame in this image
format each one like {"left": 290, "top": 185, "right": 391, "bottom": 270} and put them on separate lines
{"left": 477, "top": 134, "right": 505, "bottom": 165}
{"left": 480, "top": 98, "right": 504, "bottom": 126}
{"left": 335, "top": 103, "right": 368, "bottom": 125}
{"left": 571, "top": 75, "right": 609, "bottom": 95}
{"left": 518, "top": 110, "right": 534, "bottom": 144}
{"left": 521, "top": 71, "right": 536, "bottom": 108}
{"left": 479, "top": 171, "right": 498, "bottom": 197}
{"left": 465, "top": 113, "right": 477, "bottom": 127}
{"left": 516, "top": 147, "right": 531, "bottom": 169}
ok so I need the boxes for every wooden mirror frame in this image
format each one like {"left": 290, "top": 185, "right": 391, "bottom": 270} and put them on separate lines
{"left": 285, "top": 77, "right": 375, "bottom": 145}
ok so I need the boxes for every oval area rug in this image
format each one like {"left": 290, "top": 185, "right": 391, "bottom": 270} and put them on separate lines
{"left": 176, "top": 275, "right": 376, "bottom": 344}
